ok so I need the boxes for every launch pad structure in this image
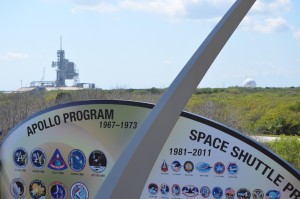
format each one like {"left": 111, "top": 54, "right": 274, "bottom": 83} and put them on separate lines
{"left": 29, "top": 37, "right": 95, "bottom": 90}
{"left": 51, "top": 37, "right": 79, "bottom": 87}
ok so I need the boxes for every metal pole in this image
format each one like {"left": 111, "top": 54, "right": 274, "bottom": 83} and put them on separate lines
{"left": 96, "top": 0, "right": 256, "bottom": 198}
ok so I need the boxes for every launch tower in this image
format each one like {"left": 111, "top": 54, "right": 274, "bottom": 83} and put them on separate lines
{"left": 52, "top": 37, "right": 79, "bottom": 87}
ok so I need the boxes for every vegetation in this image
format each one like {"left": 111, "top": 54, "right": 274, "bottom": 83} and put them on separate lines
{"left": 186, "top": 87, "right": 300, "bottom": 136}
{"left": 0, "top": 87, "right": 300, "bottom": 169}
{"left": 0, "top": 88, "right": 163, "bottom": 137}
{"left": 265, "top": 135, "right": 300, "bottom": 170}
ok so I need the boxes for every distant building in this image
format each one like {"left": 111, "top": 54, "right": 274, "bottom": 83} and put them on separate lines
{"left": 243, "top": 78, "right": 256, "bottom": 88}
{"left": 25, "top": 37, "right": 96, "bottom": 91}
{"left": 51, "top": 37, "right": 79, "bottom": 87}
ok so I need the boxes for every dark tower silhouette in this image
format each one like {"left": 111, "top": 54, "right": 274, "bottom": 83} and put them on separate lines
{"left": 52, "top": 37, "right": 79, "bottom": 87}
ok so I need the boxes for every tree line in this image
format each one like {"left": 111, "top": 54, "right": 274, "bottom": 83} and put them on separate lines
{"left": 1, "top": 87, "right": 300, "bottom": 138}
{"left": 0, "top": 87, "right": 299, "bottom": 169}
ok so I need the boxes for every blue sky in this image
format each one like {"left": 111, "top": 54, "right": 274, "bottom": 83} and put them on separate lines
{"left": 1, "top": 0, "right": 299, "bottom": 91}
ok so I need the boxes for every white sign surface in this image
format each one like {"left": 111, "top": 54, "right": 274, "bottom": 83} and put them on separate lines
{"left": 0, "top": 100, "right": 299, "bottom": 198}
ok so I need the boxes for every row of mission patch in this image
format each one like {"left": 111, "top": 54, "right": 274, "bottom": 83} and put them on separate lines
{"left": 11, "top": 178, "right": 88, "bottom": 199}
{"left": 13, "top": 147, "right": 107, "bottom": 173}
{"left": 161, "top": 160, "right": 238, "bottom": 175}
{"left": 147, "top": 183, "right": 281, "bottom": 199}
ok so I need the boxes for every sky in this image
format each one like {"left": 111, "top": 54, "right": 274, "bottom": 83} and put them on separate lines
{"left": 1, "top": 0, "right": 300, "bottom": 91}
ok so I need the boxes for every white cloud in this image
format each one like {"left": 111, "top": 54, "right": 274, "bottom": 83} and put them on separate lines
{"left": 67, "top": 0, "right": 292, "bottom": 18}
{"left": 253, "top": 0, "right": 291, "bottom": 14}
{"left": 67, "top": 0, "right": 295, "bottom": 34}
{"left": 241, "top": 16, "right": 291, "bottom": 34}
{"left": 254, "top": 17, "right": 290, "bottom": 33}
{"left": 67, "top": 0, "right": 234, "bottom": 18}
{"left": 239, "top": 0, "right": 293, "bottom": 34}
{"left": 163, "top": 59, "right": 171, "bottom": 65}
{"left": 119, "top": 0, "right": 236, "bottom": 19}
{"left": 71, "top": 2, "right": 119, "bottom": 13}
{"left": 293, "top": 30, "right": 300, "bottom": 44}
{"left": 120, "top": 0, "right": 186, "bottom": 18}
{"left": 66, "top": 0, "right": 299, "bottom": 46}
{"left": 0, "top": 52, "right": 29, "bottom": 61}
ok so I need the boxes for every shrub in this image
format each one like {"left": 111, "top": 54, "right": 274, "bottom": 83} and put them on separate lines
{"left": 55, "top": 92, "right": 72, "bottom": 104}
{"left": 265, "top": 135, "right": 300, "bottom": 170}
{"left": 289, "top": 101, "right": 300, "bottom": 112}
{"left": 255, "top": 104, "right": 300, "bottom": 135}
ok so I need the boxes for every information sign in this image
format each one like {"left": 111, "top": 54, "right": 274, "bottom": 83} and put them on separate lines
{"left": 140, "top": 112, "right": 300, "bottom": 199}
{"left": 1, "top": 100, "right": 152, "bottom": 198}
{"left": 0, "top": 100, "right": 299, "bottom": 198}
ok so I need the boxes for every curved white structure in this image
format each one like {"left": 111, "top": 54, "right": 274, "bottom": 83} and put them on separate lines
{"left": 244, "top": 78, "right": 257, "bottom": 88}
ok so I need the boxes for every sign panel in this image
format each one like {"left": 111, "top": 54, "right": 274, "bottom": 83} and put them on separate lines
{"left": 0, "top": 100, "right": 299, "bottom": 198}
{"left": 140, "top": 115, "right": 300, "bottom": 199}
{"left": 1, "top": 100, "right": 152, "bottom": 198}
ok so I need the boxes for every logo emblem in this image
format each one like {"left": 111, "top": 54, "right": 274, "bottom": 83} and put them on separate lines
{"left": 171, "top": 160, "right": 181, "bottom": 172}
{"left": 227, "top": 162, "right": 238, "bottom": 175}
{"left": 200, "top": 186, "right": 210, "bottom": 198}
{"left": 70, "top": 182, "right": 89, "bottom": 199}
{"left": 266, "top": 190, "right": 281, "bottom": 199}
{"left": 10, "top": 178, "right": 26, "bottom": 199}
{"left": 160, "top": 183, "right": 170, "bottom": 196}
{"left": 237, "top": 188, "right": 251, "bottom": 199}
{"left": 225, "top": 187, "right": 235, "bottom": 199}
{"left": 48, "top": 148, "right": 68, "bottom": 170}
{"left": 13, "top": 147, "right": 28, "bottom": 168}
{"left": 212, "top": 186, "right": 223, "bottom": 199}
{"left": 30, "top": 148, "right": 46, "bottom": 169}
{"left": 196, "top": 162, "right": 212, "bottom": 173}
{"left": 161, "top": 160, "right": 168, "bottom": 172}
{"left": 148, "top": 183, "right": 158, "bottom": 195}
{"left": 253, "top": 189, "right": 264, "bottom": 199}
{"left": 182, "top": 185, "right": 199, "bottom": 197}
{"left": 68, "top": 149, "right": 86, "bottom": 172}
{"left": 29, "top": 179, "right": 46, "bottom": 199}
{"left": 214, "top": 162, "right": 225, "bottom": 175}
{"left": 171, "top": 184, "right": 181, "bottom": 196}
{"left": 184, "top": 161, "right": 194, "bottom": 173}
{"left": 49, "top": 181, "right": 67, "bottom": 199}
{"left": 89, "top": 150, "right": 107, "bottom": 173}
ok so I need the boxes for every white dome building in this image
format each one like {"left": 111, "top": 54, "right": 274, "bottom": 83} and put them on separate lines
{"left": 243, "top": 78, "right": 256, "bottom": 88}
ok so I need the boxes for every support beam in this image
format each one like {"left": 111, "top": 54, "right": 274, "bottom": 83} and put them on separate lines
{"left": 96, "top": 0, "right": 256, "bottom": 198}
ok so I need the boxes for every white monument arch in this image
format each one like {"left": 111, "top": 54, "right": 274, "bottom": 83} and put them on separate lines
{"left": 1, "top": 0, "right": 299, "bottom": 198}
